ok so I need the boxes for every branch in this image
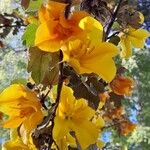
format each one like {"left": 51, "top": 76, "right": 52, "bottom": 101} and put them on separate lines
{"left": 40, "top": 90, "right": 50, "bottom": 110}
{"left": 49, "top": 50, "right": 64, "bottom": 149}
{"left": 64, "top": 0, "right": 72, "bottom": 18}
{"left": 107, "top": 31, "right": 120, "bottom": 39}
{"left": 105, "top": 0, "right": 123, "bottom": 40}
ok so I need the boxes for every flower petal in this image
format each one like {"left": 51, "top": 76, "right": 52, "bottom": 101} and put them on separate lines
{"left": 80, "top": 43, "right": 119, "bottom": 82}
{"left": 53, "top": 117, "right": 70, "bottom": 142}
{"left": 35, "top": 20, "right": 59, "bottom": 51}
{"left": 73, "top": 121, "right": 99, "bottom": 149}
{"left": 120, "top": 37, "right": 132, "bottom": 58}
{"left": 38, "top": 6, "right": 52, "bottom": 22}
{"left": 23, "top": 110, "right": 43, "bottom": 131}
{"left": 129, "top": 29, "right": 150, "bottom": 48}
{"left": 0, "top": 84, "right": 25, "bottom": 102}
{"left": 3, "top": 116, "right": 25, "bottom": 128}
{"left": 47, "top": 1, "right": 67, "bottom": 19}
{"left": 73, "top": 99, "right": 95, "bottom": 122}
{"left": 79, "top": 16, "right": 103, "bottom": 44}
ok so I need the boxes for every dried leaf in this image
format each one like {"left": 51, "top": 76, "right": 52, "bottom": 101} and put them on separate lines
{"left": 109, "top": 92, "right": 123, "bottom": 108}
{"left": 63, "top": 67, "right": 105, "bottom": 109}
{"left": 117, "top": 5, "right": 142, "bottom": 29}
{"left": 21, "top": 0, "right": 30, "bottom": 9}
{"left": 81, "top": 0, "right": 112, "bottom": 26}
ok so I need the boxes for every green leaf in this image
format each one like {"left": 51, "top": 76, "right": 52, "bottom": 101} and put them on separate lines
{"left": 26, "top": 0, "right": 43, "bottom": 12}
{"left": 11, "top": 78, "right": 27, "bottom": 85}
{"left": 22, "top": 23, "right": 38, "bottom": 47}
{"left": 27, "top": 47, "right": 59, "bottom": 87}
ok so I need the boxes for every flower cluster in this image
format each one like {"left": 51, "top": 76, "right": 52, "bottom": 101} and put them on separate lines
{"left": 0, "top": 0, "right": 150, "bottom": 150}
{"left": 35, "top": 1, "right": 119, "bottom": 82}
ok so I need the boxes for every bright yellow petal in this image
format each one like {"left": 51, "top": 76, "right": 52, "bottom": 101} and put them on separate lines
{"left": 47, "top": 1, "right": 67, "bottom": 19}
{"left": 3, "top": 116, "right": 25, "bottom": 128}
{"left": 120, "top": 37, "right": 132, "bottom": 58}
{"left": 73, "top": 121, "right": 99, "bottom": 149}
{"left": 139, "top": 12, "right": 144, "bottom": 24}
{"left": 79, "top": 16, "right": 103, "bottom": 44}
{"left": 0, "top": 84, "right": 25, "bottom": 102}
{"left": 23, "top": 110, "right": 43, "bottom": 131}
{"left": 35, "top": 20, "right": 58, "bottom": 47}
{"left": 129, "top": 29, "right": 150, "bottom": 48}
{"left": 56, "top": 137, "right": 68, "bottom": 150}
{"left": 53, "top": 116, "right": 70, "bottom": 142}
{"left": 68, "top": 58, "right": 81, "bottom": 73}
{"left": 38, "top": 6, "right": 52, "bottom": 22}
{"left": 2, "top": 140, "right": 29, "bottom": 150}
{"left": 73, "top": 99, "right": 95, "bottom": 122}
{"left": 0, "top": 85, "right": 40, "bottom": 117}
{"left": 0, "top": 103, "right": 21, "bottom": 116}
{"left": 60, "top": 85, "right": 75, "bottom": 105}
{"left": 95, "top": 117, "right": 105, "bottom": 128}
{"left": 0, "top": 84, "right": 26, "bottom": 116}
{"left": 36, "top": 39, "right": 61, "bottom": 52}
{"left": 80, "top": 43, "right": 119, "bottom": 82}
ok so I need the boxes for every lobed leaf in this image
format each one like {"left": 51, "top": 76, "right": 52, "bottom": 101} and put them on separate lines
{"left": 22, "top": 23, "right": 38, "bottom": 47}
{"left": 27, "top": 47, "right": 59, "bottom": 87}
{"left": 26, "top": 0, "right": 43, "bottom": 12}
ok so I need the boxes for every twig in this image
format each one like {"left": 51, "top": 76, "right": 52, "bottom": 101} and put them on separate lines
{"left": 40, "top": 90, "right": 50, "bottom": 110}
{"left": 105, "top": 0, "right": 123, "bottom": 40}
{"left": 49, "top": 50, "right": 64, "bottom": 149}
{"left": 107, "top": 31, "right": 120, "bottom": 39}
{"left": 103, "top": 120, "right": 124, "bottom": 130}
{"left": 64, "top": 0, "right": 72, "bottom": 18}
{"left": 0, "top": 24, "right": 26, "bottom": 28}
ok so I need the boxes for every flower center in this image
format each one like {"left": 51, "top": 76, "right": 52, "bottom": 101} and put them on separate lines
{"left": 62, "top": 111, "right": 73, "bottom": 120}
{"left": 20, "top": 107, "right": 35, "bottom": 118}
{"left": 55, "top": 23, "right": 73, "bottom": 39}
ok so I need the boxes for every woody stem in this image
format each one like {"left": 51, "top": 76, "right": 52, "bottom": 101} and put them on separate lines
{"left": 50, "top": 50, "right": 64, "bottom": 149}
{"left": 105, "top": 0, "right": 123, "bottom": 40}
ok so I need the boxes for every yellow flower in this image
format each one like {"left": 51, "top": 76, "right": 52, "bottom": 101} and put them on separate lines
{"left": 35, "top": 1, "right": 88, "bottom": 52}
{"left": 2, "top": 129, "right": 37, "bottom": 150}
{"left": 78, "top": 16, "right": 104, "bottom": 47}
{"left": 120, "top": 27, "right": 150, "bottom": 58}
{"left": 62, "top": 39, "right": 119, "bottom": 82}
{"left": 0, "top": 84, "right": 43, "bottom": 132}
{"left": 53, "top": 85, "right": 99, "bottom": 149}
